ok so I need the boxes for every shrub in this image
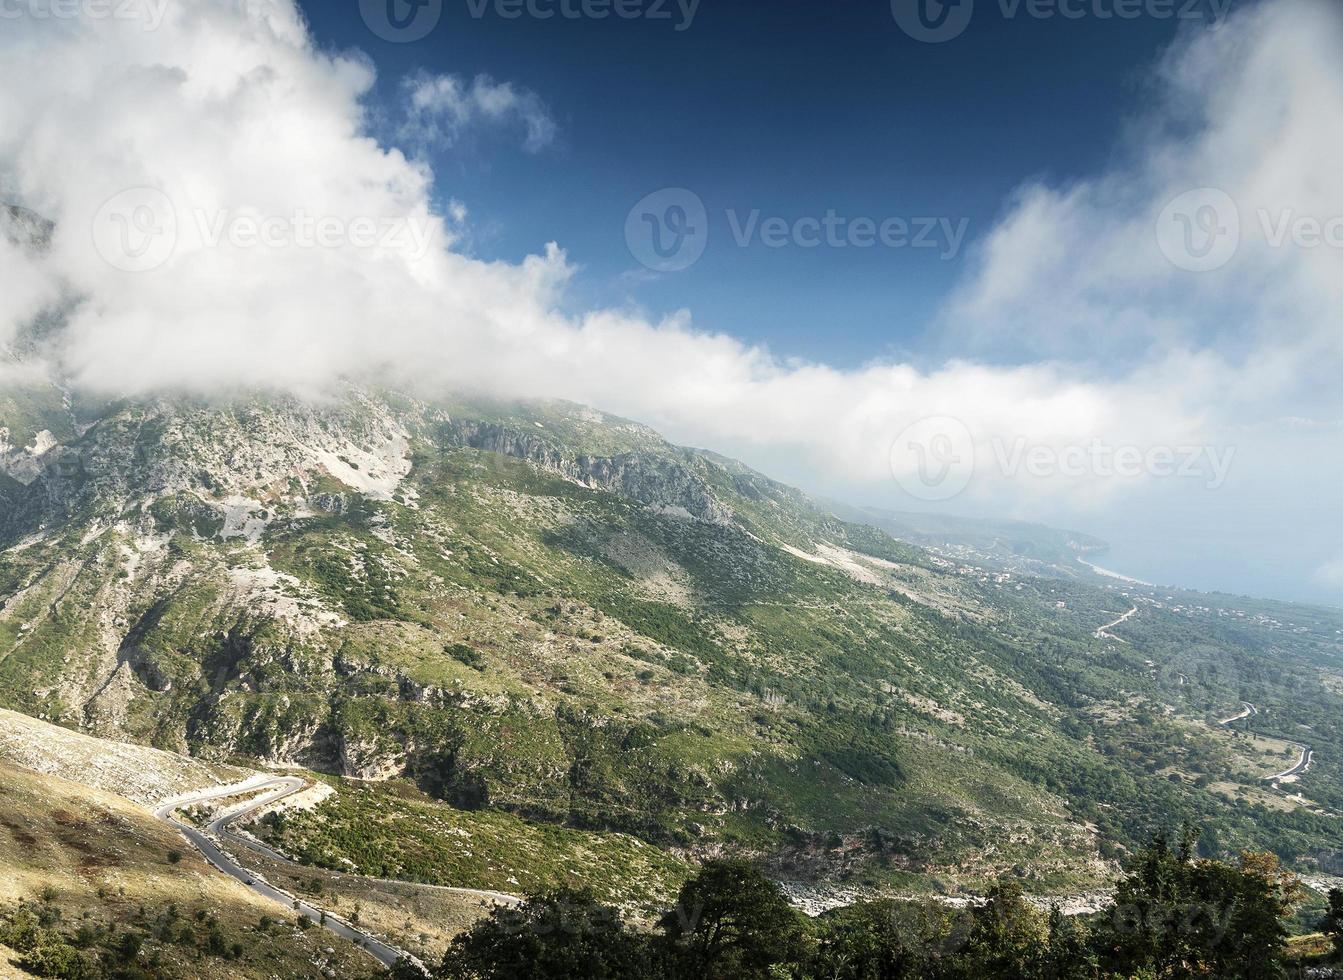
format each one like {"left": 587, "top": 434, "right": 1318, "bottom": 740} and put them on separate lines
{"left": 19, "top": 942, "right": 85, "bottom": 978}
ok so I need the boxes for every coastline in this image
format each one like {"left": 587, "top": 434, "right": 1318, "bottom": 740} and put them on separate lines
{"left": 1076, "top": 558, "right": 1156, "bottom": 588}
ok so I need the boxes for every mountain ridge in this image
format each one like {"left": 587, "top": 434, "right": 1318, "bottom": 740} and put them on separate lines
{"left": 2, "top": 380, "right": 1343, "bottom": 909}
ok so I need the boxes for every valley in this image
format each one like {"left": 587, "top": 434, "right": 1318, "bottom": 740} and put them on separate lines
{"left": 3, "top": 383, "right": 1343, "bottom": 965}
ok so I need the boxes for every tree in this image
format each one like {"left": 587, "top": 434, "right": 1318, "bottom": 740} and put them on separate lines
{"left": 658, "top": 859, "right": 804, "bottom": 980}
{"left": 1040, "top": 904, "right": 1096, "bottom": 980}
{"left": 439, "top": 887, "right": 656, "bottom": 980}
{"left": 1225, "top": 850, "right": 1302, "bottom": 976}
{"left": 807, "top": 899, "right": 922, "bottom": 979}
{"left": 958, "top": 879, "right": 1049, "bottom": 979}
{"left": 1319, "top": 888, "right": 1343, "bottom": 960}
{"left": 113, "top": 929, "right": 145, "bottom": 962}
{"left": 1092, "top": 828, "right": 1300, "bottom": 979}
{"left": 389, "top": 958, "right": 430, "bottom": 980}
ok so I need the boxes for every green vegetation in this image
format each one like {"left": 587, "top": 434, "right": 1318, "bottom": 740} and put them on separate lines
{"left": 657, "top": 859, "right": 806, "bottom": 978}
{"left": 439, "top": 830, "right": 1332, "bottom": 979}
{"left": 1322, "top": 888, "right": 1343, "bottom": 960}
{"left": 256, "top": 780, "right": 692, "bottom": 914}
{"left": 439, "top": 888, "right": 652, "bottom": 980}
{"left": 0, "top": 897, "right": 249, "bottom": 978}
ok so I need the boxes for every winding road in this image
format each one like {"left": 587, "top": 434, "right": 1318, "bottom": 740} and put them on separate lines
{"left": 1215, "top": 701, "right": 1314, "bottom": 785}
{"left": 1094, "top": 606, "right": 1138, "bottom": 641}
{"left": 1219, "top": 700, "right": 1258, "bottom": 725}
{"left": 154, "top": 777, "right": 417, "bottom": 971}
{"left": 205, "top": 782, "right": 521, "bottom": 907}
{"left": 1267, "top": 744, "right": 1313, "bottom": 782}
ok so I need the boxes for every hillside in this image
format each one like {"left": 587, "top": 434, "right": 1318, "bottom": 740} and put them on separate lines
{"left": 0, "top": 709, "right": 526, "bottom": 973}
{"left": 0, "top": 707, "right": 251, "bottom": 806}
{"left": 2, "top": 382, "right": 1343, "bottom": 909}
{"left": 0, "top": 759, "right": 377, "bottom": 978}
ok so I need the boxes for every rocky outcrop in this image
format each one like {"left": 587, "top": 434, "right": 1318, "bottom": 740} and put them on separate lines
{"left": 444, "top": 420, "right": 733, "bottom": 523}
{"left": 336, "top": 732, "right": 406, "bottom": 781}
{"left": 83, "top": 660, "right": 141, "bottom": 735}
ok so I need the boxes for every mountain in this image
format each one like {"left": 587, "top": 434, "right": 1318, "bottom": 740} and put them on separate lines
{"left": 2, "top": 381, "right": 1343, "bottom": 912}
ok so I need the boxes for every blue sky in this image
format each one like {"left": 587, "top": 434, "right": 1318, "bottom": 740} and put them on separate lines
{"left": 306, "top": 0, "right": 1235, "bottom": 367}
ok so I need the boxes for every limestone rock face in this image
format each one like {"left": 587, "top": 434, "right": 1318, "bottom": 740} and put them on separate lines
{"left": 337, "top": 734, "right": 406, "bottom": 781}
{"left": 445, "top": 419, "right": 734, "bottom": 523}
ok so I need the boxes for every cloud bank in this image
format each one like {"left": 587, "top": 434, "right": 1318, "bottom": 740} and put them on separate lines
{"left": 0, "top": 0, "right": 1339, "bottom": 596}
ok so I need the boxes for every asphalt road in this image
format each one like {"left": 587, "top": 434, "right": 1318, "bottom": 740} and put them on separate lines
{"left": 1219, "top": 700, "right": 1258, "bottom": 725}
{"left": 153, "top": 777, "right": 415, "bottom": 971}
{"left": 1267, "top": 744, "right": 1314, "bottom": 781}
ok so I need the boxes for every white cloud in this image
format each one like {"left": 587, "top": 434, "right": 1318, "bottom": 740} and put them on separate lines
{"left": 402, "top": 72, "right": 556, "bottom": 153}
{"left": 0, "top": 235, "right": 60, "bottom": 347}
{"left": 0, "top": 0, "right": 1340, "bottom": 600}
{"left": 944, "top": 0, "right": 1343, "bottom": 398}
{"left": 1317, "top": 556, "right": 1343, "bottom": 590}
